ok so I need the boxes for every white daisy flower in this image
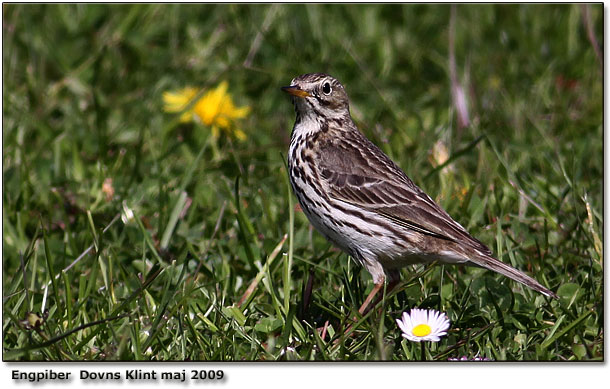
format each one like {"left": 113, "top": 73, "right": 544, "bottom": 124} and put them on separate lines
{"left": 396, "top": 308, "right": 450, "bottom": 342}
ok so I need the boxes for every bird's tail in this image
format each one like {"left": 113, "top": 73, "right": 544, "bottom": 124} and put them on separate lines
{"left": 473, "top": 254, "right": 558, "bottom": 299}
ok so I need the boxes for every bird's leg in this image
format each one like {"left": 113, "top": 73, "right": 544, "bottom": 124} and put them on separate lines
{"left": 341, "top": 280, "right": 390, "bottom": 340}
{"left": 358, "top": 270, "right": 400, "bottom": 315}
{"left": 340, "top": 271, "right": 399, "bottom": 341}
{"left": 358, "top": 281, "right": 385, "bottom": 315}
{"left": 338, "top": 281, "right": 383, "bottom": 341}
{"left": 358, "top": 279, "right": 400, "bottom": 315}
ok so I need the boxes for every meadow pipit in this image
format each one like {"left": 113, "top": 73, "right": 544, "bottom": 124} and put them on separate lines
{"left": 282, "top": 73, "right": 558, "bottom": 314}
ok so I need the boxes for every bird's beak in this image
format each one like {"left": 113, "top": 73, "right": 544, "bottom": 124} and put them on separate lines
{"left": 281, "top": 85, "right": 311, "bottom": 98}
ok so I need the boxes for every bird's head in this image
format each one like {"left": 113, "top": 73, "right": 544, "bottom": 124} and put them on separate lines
{"left": 282, "top": 73, "right": 350, "bottom": 120}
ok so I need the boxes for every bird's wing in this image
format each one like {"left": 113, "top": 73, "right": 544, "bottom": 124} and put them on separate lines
{"left": 316, "top": 134, "right": 492, "bottom": 255}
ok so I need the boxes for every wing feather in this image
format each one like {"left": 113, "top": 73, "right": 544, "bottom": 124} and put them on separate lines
{"left": 317, "top": 133, "right": 492, "bottom": 256}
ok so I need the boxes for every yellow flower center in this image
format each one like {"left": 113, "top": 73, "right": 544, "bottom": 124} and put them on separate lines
{"left": 412, "top": 324, "right": 432, "bottom": 337}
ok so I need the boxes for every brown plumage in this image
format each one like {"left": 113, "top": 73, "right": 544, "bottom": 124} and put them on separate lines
{"left": 283, "top": 73, "right": 557, "bottom": 310}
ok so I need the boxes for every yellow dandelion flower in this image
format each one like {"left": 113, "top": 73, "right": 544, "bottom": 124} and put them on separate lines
{"left": 162, "top": 87, "right": 199, "bottom": 122}
{"left": 193, "top": 81, "right": 250, "bottom": 140}
{"left": 163, "top": 81, "right": 250, "bottom": 140}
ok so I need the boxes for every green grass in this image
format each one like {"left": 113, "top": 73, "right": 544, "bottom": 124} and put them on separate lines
{"left": 2, "top": 4, "right": 603, "bottom": 361}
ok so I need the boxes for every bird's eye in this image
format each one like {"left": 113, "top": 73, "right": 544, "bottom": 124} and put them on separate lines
{"left": 322, "top": 82, "right": 332, "bottom": 95}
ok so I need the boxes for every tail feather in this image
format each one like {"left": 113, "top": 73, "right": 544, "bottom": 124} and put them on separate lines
{"left": 472, "top": 255, "right": 558, "bottom": 299}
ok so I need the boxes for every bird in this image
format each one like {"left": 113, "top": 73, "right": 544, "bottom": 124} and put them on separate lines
{"left": 281, "top": 73, "right": 558, "bottom": 314}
